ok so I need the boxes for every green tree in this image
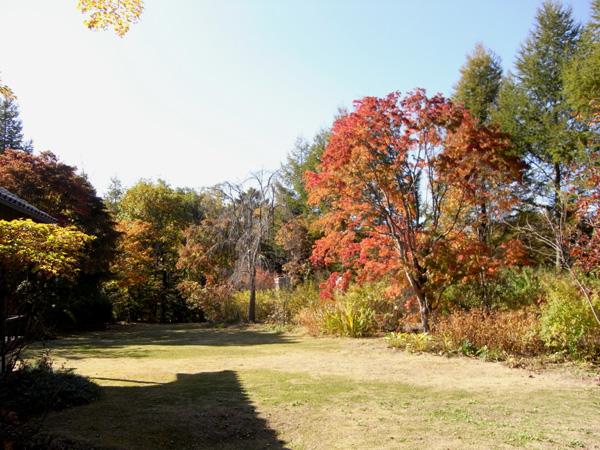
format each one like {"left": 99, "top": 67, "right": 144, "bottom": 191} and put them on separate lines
{"left": 563, "top": 0, "right": 600, "bottom": 123}
{"left": 453, "top": 43, "right": 503, "bottom": 125}
{"left": 453, "top": 44, "right": 521, "bottom": 307}
{"left": 104, "top": 176, "right": 124, "bottom": 216}
{"left": 278, "top": 130, "right": 328, "bottom": 217}
{"left": 494, "top": 0, "right": 585, "bottom": 269}
{"left": 118, "top": 179, "right": 202, "bottom": 228}
{"left": 591, "top": 0, "right": 600, "bottom": 36}
{"left": 0, "top": 96, "right": 32, "bottom": 153}
{"left": 275, "top": 131, "right": 328, "bottom": 283}
{"left": 116, "top": 179, "right": 203, "bottom": 322}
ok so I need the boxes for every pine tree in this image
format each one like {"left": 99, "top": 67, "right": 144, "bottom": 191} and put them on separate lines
{"left": 278, "top": 129, "right": 328, "bottom": 218}
{"left": 453, "top": 44, "right": 509, "bottom": 307}
{"left": 563, "top": 0, "right": 600, "bottom": 122}
{"left": 104, "top": 176, "right": 124, "bottom": 216}
{"left": 591, "top": 0, "right": 600, "bottom": 36}
{"left": 0, "top": 96, "right": 33, "bottom": 153}
{"left": 495, "top": 0, "right": 585, "bottom": 269}
{"left": 453, "top": 43, "right": 502, "bottom": 125}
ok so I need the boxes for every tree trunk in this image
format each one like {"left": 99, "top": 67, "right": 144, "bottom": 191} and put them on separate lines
{"left": 416, "top": 289, "right": 431, "bottom": 333}
{"left": 478, "top": 201, "right": 489, "bottom": 244}
{"left": 554, "top": 163, "right": 563, "bottom": 271}
{"left": 478, "top": 201, "right": 491, "bottom": 309}
{"left": 160, "top": 269, "right": 168, "bottom": 323}
{"left": 248, "top": 264, "right": 256, "bottom": 323}
{"left": 405, "top": 270, "right": 430, "bottom": 332}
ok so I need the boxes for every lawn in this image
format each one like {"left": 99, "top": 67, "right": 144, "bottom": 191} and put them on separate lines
{"left": 33, "top": 323, "right": 600, "bottom": 449}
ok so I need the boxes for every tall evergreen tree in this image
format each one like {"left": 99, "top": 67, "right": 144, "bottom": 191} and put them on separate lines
{"left": 274, "top": 130, "right": 328, "bottom": 283}
{"left": 453, "top": 43, "right": 502, "bottom": 125}
{"left": 494, "top": 0, "right": 585, "bottom": 269}
{"left": 563, "top": 0, "right": 600, "bottom": 123}
{"left": 277, "top": 129, "right": 328, "bottom": 218}
{"left": 591, "top": 0, "right": 600, "bottom": 36}
{"left": 104, "top": 176, "right": 125, "bottom": 216}
{"left": 0, "top": 96, "right": 33, "bottom": 153}
{"left": 453, "top": 44, "right": 507, "bottom": 307}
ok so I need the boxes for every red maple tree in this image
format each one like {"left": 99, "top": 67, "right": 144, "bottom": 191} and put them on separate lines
{"left": 306, "top": 90, "right": 524, "bottom": 330}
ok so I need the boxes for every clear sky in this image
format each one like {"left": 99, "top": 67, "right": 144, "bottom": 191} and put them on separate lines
{"left": 0, "top": 0, "right": 593, "bottom": 195}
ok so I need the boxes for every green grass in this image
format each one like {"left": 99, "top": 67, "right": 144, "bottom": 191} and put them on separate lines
{"left": 29, "top": 323, "right": 600, "bottom": 449}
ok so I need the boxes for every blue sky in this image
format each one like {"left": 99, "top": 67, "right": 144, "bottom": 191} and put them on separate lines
{"left": 0, "top": 0, "right": 592, "bottom": 195}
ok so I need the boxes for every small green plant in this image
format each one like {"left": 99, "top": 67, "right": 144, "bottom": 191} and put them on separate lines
{"left": 458, "top": 340, "right": 478, "bottom": 357}
{"left": 385, "top": 332, "right": 456, "bottom": 354}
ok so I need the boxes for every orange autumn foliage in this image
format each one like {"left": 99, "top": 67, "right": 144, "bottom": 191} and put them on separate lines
{"left": 306, "top": 90, "right": 525, "bottom": 330}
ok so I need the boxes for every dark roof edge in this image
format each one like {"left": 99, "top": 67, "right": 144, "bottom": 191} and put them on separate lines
{"left": 0, "top": 186, "right": 57, "bottom": 223}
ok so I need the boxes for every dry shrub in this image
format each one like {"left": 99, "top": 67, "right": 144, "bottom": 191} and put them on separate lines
{"left": 434, "top": 307, "right": 544, "bottom": 357}
{"left": 296, "top": 307, "right": 323, "bottom": 336}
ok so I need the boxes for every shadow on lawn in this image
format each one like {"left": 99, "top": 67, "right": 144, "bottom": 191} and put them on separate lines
{"left": 42, "top": 370, "right": 290, "bottom": 450}
{"left": 45, "top": 323, "right": 296, "bottom": 358}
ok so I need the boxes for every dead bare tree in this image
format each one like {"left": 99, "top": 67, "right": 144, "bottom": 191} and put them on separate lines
{"left": 219, "top": 171, "right": 277, "bottom": 322}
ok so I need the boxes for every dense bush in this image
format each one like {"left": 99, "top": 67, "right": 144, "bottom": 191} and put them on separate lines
{"left": 321, "top": 299, "right": 376, "bottom": 337}
{"left": 432, "top": 307, "right": 544, "bottom": 358}
{"left": 180, "top": 284, "right": 242, "bottom": 323}
{"left": 296, "top": 306, "right": 322, "bottom": 335}
{"left": 234, "top": 282, "right": 321, "bottom": 323}
{"left": 387, "top": 309, "right": 543, "bottom": 360}
{"left": 0, "top": 354, "right": 100, "bottom": 448}
{"left": 539, "top": 276, "right": 600, "bottom": 358}
{"left": 178, "top": 281, "right": 322, "bottom": 324}
{"left": 297, "top": 282, "right": 398, "bottom": 337}
{"left": 441, "top": 267, "right": 542, "bottom": 311}
{"left": 386, "top": 270, "right": 600, "bottom": 362}
{"left": 0, "top": 356, "right": 100, "bottom": 419}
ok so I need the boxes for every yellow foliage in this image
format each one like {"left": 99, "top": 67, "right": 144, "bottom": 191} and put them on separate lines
{"left": 0, "top": 75, "right": 15, "bottom": 99}
{"left": 77, "top": 0, "right": 144, "bottom": 37}
{"left": 0, "top": 85, "right": 14, "bottom": 99}
{"left": 111, "top": 219, "right": 156, "bottom": 288}
{"left": 0, "top": 219, "right": 93, "bottom": 278}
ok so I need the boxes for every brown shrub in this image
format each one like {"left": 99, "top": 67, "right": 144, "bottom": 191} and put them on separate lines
{"left": 296, "top": 307, "right": 323, "bottom": 336}
{"left": 433, "top": 307, "right": 544, "bottom": 357}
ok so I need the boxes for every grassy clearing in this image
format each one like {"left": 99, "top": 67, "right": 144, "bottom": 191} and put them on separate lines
{"left": 31, "top": 323, "right": 600, "bottom": 449}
